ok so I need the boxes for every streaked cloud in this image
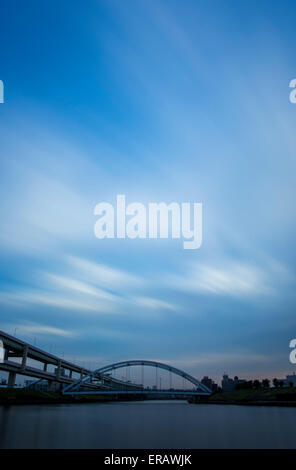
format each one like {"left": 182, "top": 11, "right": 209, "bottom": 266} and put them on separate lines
{"left": 69, "top": 256, "right": 144, "bottom": 290}
{"left": 20, "top": 324, "right": 76, "bottom": 338}
{"left": 47, "top": 273, "right": 118, "bottom": 302}
{"left": 134, "top": 296, "right": 178, "bottom": 311}
{"left": 168, "top": 261, "right": 272, "bottom": 297}
{"left": 1, "top": 322, "right": 76, "bottom": 338}
{"left": 0, "top": 289, "right": 115, "bottom": 313}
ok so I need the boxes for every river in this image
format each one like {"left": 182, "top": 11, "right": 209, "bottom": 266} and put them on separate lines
{"left": 0, "top": 400, "right": 295, "bottom": 448}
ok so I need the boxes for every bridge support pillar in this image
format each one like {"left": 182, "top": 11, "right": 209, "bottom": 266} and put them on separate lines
{"left": 21, "top": 345, "right": 28, "bottom": 370}
{"left": 56, "top": 360, "right": 61, "bottom": 380}
{"left": 4, "top": 348, "right": 9, "bottom": 361}
{"left": 8, "top": 371, "right": 16, "bottom": 388}
{"left": 47, "top": 380, "right": 58, "bottom": 392}
{"left": 43, "top": 363, "right": 48, "bottom": 372}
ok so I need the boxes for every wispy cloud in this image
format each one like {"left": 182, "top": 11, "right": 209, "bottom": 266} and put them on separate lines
{"left": 69, "top": 256, "right": 144, "bottom": 290}
{"left": 2, "top": 323, "right": 76, "bottom": 338}
{"left": 159, "top": 353, "right": 276, "bottom": 368}
{"left": 0, "top": 289, "right": 115, "bottom": 313}
{"left": 169, "top": 261, "right": 272, "bottom": 297}
{"left": 47, "top": 273, "right": 118, "bottom": 302}
{"left": 0, "top": 256, "right": 178, "bottom": 317}
{"left": 134, "top": 296, "right": 177, "bottom": 311}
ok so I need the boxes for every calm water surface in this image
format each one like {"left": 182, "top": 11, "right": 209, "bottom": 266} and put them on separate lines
{"left": 0, "top": 400, "right": 295, "bottom": 449}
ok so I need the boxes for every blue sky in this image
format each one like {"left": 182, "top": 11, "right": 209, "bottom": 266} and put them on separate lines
{"left": 0, "top": 0, "right": 296, "bottom": 383}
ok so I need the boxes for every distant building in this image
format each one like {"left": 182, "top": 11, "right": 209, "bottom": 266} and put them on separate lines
{"left": 274, "top": 373, "right": 296, "bottom": 388}
{"left": 25, "top": 380, "right": 35, "bottom": 388}
{"left": 286, "top": 373, "right": 296, "bottom": 387}
{"left": 25, "top": 379, "right": 60, "bottom": 392}
{"left": 222, "top": 374, "right": 246, "bottom": 392}
{"left": 201, "top": 376, "right": 218, "bottom": 392}
{"left": 54, "top": 367, "right": 66, "bottom": 377}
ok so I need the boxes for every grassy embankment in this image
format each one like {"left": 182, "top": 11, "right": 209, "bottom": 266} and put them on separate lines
{"left": 201, "top": 387, "right": 296, "bottom": 405}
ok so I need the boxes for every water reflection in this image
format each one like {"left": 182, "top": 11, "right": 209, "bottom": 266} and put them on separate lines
{"left": 0, "top": 400, "right": 295, "bottom": 449}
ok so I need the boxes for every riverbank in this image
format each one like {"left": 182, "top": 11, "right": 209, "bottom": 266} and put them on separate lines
{"left": 2, "top": 387, "right": 296, "bottom": 407}
{"left": 190, "top": 387, "right": 296, "bottom": 406}
{"left": 0, "top": 388, "right": 137, "bottom": 406}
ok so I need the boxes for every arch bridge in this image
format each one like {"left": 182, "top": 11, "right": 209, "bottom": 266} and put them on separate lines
{"left": 62, "top": 359, "right": 212, "bottom": 397}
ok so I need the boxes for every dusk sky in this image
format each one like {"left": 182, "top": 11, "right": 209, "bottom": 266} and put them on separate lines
{"left": 1, "top": 0, "right": 296, "bottom": 383}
